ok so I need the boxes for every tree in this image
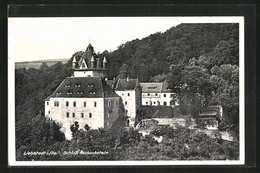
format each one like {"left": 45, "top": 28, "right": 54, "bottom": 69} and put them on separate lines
{"left": 70, "top": 121, "right": 79, "bottom": 137}
{"left": 119, "top": 63, "right": 129, "bottom": 79}
{"left": 84, "top": 124, "right": 90, "bottom": 131}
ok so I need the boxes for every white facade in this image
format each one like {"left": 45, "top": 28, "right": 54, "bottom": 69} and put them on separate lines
{"left": 45, "top": 97, "right": 104, "bottom": 139}
{"left": 115, "top": 90, "right": 136, "bottom": 126}
{"left": 141, "top": 92, "right": 179, "bottom": 106}
{"left": 74, "top": 70, "right": 106, "bottom": 78}
{"left": 142, "top": 93, "right": 161, "bottom": 106}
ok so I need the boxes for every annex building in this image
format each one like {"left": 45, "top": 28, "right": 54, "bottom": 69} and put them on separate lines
{"left": 140, "top": 81, "right": 179, "bottom": 107}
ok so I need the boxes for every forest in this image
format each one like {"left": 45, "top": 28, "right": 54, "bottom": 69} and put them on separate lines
{"left": 15, "top": 23, "right": 239, "bottom": 161}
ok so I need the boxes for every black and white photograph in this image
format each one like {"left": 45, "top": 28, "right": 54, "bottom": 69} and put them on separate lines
{"left": 8, "top": 16, "right": 245, "bottom": 166}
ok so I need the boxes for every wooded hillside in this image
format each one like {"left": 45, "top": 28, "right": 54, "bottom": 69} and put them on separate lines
{"left": 15, "top": 23, "right": 240, "bottom": 161}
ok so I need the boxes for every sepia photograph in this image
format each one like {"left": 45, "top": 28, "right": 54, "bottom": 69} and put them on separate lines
{"left": 8, "top": 16, "right": 245, "bottom": 166}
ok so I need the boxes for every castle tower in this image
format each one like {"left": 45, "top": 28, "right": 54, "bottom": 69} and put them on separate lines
{"left": 73, "top": 44, "right": 108, "bottom": 78}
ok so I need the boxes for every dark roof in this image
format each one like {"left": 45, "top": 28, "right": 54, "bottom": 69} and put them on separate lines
{"left": 141, "top": 106, "right": 173, "bottom": 119}
{"left": 103, "top": 83, "right": 119, "bottom": 97}
{"left": 140, "top": 81, "right": 172, "bottom": 93}
{"left": 46, "top": 76, "right": 119, "bottom": 99}
{"left": 115, "top": 78, "right": 138, "bottom": 91}
{"left": 78, "top": 44, "right": 95, "bottom": 68}
{"left": 77, "top": 44, "right": 105, "bottom": 69}
{"left": 199, "top": 105, "right": 222, "bottom": 117}
{"left": 161, "top": 81, "right": 172, "bottom": 93}
{"left": 199, "top": 111, "right": 217, "bottom": 117}
{"left": 140, "top": 83, "right": 163, "bottom": 93}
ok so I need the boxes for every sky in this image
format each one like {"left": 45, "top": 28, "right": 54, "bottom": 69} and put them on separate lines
{"left": 8, "top": 17, "right": 181, "bottom": 62}
{"left": 8, "top": 17, "right": 243, "bottom": 62}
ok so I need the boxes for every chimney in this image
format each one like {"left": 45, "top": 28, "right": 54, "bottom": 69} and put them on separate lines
{"left": 127, "top": 76, "right": 129, "bottom": 81}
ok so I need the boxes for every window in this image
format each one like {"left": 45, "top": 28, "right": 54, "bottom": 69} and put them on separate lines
{"left": 155, "top": 93, "right": 158, "bottom": 96}
{"left": 48, "top": 111, "right": 50, "bottom": 114}
{"left": 125, "top": 101, "right": 127, "bottom": 105}
{"left": 163, "top": 101, "right": 167, "bottom": 106}
{"left": 81, "top": 113, "right": 84, "bottom": 118}
{"left": 125, "top": 110, "right": 128, "bottom": 114}
{"left": 128, "top": 93, "right": 130, "bottom": 96}
{"left": 72, "top": 113, "right": 75, "bottom": 118}
{"left": 66, "top": 112, "right": 69, "bottom": 118}
{"left": 108, "top": 112, "right": 111, "bottom": 118}
{"left": 107, "top": 122, "right": 110, "bottom": 126}
{"left": 66, "top": 101, "right": 69, "bottom": 107}
{"left": 73, "top": 101, "right": 76, "bottom": 107}
{"left": 157, "top": 101, "right": 160, "bottom": 105}
{"left": 164, "top": 94, "right": 166, "bottom": 97}
{"left": 54, "top": 101, "right": 59, "bottom": 107}
{"left": 154, "top": 102, "right": 156, "bottom": 105}
{"left": 108, "top": 100, "right": 111, "bottom": 107}
{"left": 94, "top": 102, "right": 97, "bottom": 107}
{"left": 89, "top": 113, "right": 92, "bottom": 118}
{"left": 47, "top": 102, "right": 49, "bottom": 105}
{"left": 148, "top": 93, "right": 150, "bottom": 96}
{"left": 84, "top": 102, "right": 86, "bottom": 107}
{"left": 114, "top": 101, "right": 117, "bottom": 106}
{"left": 122, "top": 93, "right": 124, "bottom": 96}
{"left": 146, "top": 101, "right": 148, "bottom": 105}
{"left": 170, "top": 94, "right": 174, "bottom": 97}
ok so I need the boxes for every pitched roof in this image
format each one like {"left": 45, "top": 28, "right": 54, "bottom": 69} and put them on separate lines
{"left": 141, "top": 106, "right": 173, "bottom": 119}
{"left": 77, "top": 44, "right": 106, "bottom": 69}
{"left": 140, "top": 81, "right": 172, "bottom": 93}
{"left": 46, "top": 76, "right": 119, "bottom": 99}
{"left": 78, "top": 45, "right": 95, "bottom": 69}
{"left": 199, "top": 111, "right": 217, "bottom": 117}
{"left": 140, "top": 82, "right": 163, "bottom": 93}
{"left": 115, "top": 78, "right": 138, "bottom": 91}
{"left": 161, "top": 81, "right": 172, "bottom": 93}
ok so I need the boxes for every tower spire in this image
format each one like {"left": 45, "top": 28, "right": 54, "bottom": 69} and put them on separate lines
{"left": 91, "top": 55, "right": 95, "bottom": 68}
{"left": 72, "top": 56, "right": 77, "bottom": 69}
{"left": 103, "top": 57, "right": 107, "bottom": 69}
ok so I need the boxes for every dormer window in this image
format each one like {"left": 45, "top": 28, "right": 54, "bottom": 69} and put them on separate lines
{"left": 75, "top": 84, "right": 81, "bottom": 87}
{"left": 148, "top": 86, "right": 157, "bottom": 89}
{"left": 65, "top": 84, "right": 71, "bottom": 87}
{"left": 77, "top": 91, "right": 83, "bottom": 94}
{"left": 87, "top": 84, "right": 94, "bottom": 87}
{"left": 89, "top": 91, "right": 96, "bottom": 94}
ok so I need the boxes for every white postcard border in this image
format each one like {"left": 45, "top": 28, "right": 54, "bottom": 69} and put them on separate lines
{"left": 8, "top": 16, "right": 245, "bottom": 166}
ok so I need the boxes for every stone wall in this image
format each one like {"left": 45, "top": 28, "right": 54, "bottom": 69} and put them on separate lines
{"left": 45, "top": 97, "right": 104, "bottom": 139}
{"left": 104, "top": 97, "right": 121, "bottom": 129}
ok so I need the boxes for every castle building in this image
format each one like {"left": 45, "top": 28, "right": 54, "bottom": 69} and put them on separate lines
{"left": 140, "top": 81, "right": 179, "bottom": 107}
{"left": 45, "top": 44, "right": 123, "bottom": 139}
{"left": 113, "top": 78, "right": 142, "bottom": 127}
